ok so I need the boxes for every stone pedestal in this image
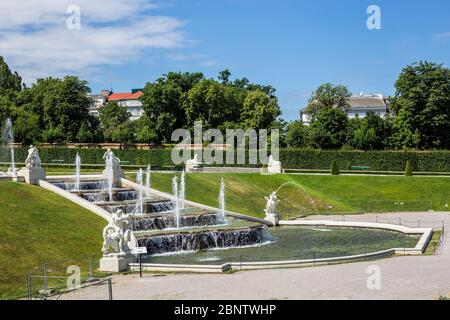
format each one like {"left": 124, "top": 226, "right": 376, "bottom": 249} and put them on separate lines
{"left": 267, "top": 163, "right": 282, "bottom": 174}
{"left": 265, "top": 212, "right": 280, "bottom": 226}
{"left": 102, "top": 167, "right": 124, "bottom": 187}
{"left": 17, "top": 167, "right": 46, "bottom": 185}
{"left": 100, "top": 255, "right": 135, "bottom": 272}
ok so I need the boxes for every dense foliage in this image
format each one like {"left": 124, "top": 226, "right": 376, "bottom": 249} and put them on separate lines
{"left": 2, "top": 146, "right": 449, "bottom": 172}
{"left": 1, "top": 57, "right": 449, "bottom": 153}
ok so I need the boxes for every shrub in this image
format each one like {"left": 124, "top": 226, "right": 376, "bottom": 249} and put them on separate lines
{"left": 405, "top": 160, "right": 413, "bottom": 176}
{"left": 330, "top": 160, "right": 339, "bottom": 175}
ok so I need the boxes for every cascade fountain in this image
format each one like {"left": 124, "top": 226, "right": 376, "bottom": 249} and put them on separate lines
{"left": 74, "top": 153, "right": 81, "bottom": 191}
{"left": 2, "top": 118, "right": 16, "bottom": 176}
{"left": 172, "top": 176, "right": 180, "bottom": 229}
{"left": 218, "top": 177, "right": 227, "bottom": 223}
{"left": 180, "top": 170, "right": 186, "bottom": 209}
{"left": 105, "top": 155, "right": 114, "bottom": 202}
{"left": 136, "top": 169, "right": 144, "bottom": 214}
{"left": 145, "top": 165, "right": 151, "bottom": 198}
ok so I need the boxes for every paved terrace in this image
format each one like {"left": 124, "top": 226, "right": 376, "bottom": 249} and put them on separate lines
{"left": 106, "top": 212, "right": 449, "bottom": 300}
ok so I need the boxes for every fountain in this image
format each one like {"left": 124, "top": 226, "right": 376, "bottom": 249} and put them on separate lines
{"left": 105, "top": 155, "right": 114, "bottom": 202}
{"left": 180, "top": 170, "right": 186, "bottom": 209}
{"left": 172, "top": 176, "right": 180, "bottom": 229}
{"left": 218, "top": 177, "right": 227, "bottom": 223}
{"left": 2, "top": 118, "right": 16, "bottom": 177}
{"left": 136, "top": 169, "right": 144, "bottom": 214}
{"left": 145, "top": 165, "right": 151, "bottom": 198}
{"left": 74, "top": 153, "right": 81, "bottom": 191}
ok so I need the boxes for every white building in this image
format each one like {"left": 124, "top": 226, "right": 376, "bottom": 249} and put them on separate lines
{"left": 301, "top": 93, "right": 389, "bottom": 125}
{"left": 89, "top": 89, "right": 145, "bottom": 121}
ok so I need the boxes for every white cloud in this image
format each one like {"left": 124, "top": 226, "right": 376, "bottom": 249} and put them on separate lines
{"left": 0, "top": 0, "right": 187, "bottom": 82}
{"left": 434, "top": 32, "right": 450, "bottom": 39}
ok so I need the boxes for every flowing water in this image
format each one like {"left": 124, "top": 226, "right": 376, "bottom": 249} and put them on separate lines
{"left": 218, "top": 177, "right": 226, "bottom": 224}
{"left": 172, "top": 176, "right": 180, "bottom": 229}
{"left": 74, "top": 153, "right": 81, "bottom": 191}
{"left": 145, "top": 226, "right": 421, "bottom": 263}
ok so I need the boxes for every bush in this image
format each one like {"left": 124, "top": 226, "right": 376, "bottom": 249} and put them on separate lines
{"left": 2, "top": 147, "right": 450, "bottom": 173}
{"left": 405, "top": 160, "right": 413, "bottom": 176}
{"left": 279, "top": 149, "right": 450, "bottom": 172}
{"left": 330, "top": 160, "right": 339, "bottom": 175}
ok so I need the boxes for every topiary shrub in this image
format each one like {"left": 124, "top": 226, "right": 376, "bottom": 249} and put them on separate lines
{"left": 405, "top": 160, "right": 413, "bottom": 176}
{"left": 330, "top": 160, "right": 340, "bottom": 175}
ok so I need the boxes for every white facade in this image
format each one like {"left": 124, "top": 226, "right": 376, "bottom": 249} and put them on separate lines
{"left": 301, "top": 93, "right": 389, "bottom": 125}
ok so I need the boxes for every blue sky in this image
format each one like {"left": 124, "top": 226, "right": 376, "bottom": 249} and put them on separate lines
{"left": 1, "top": 0, "right": 449, "bottom": 120}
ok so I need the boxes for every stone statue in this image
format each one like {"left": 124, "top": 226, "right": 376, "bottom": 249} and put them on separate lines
{"left": 102, "top": 148, "right": 120, "bottom": 168}
{"left": 264, "top": 191, "right": 281, "bottom": 226}
{"left": 267, "top": 155, "right": 282, "bottom": 174}
{"left": 25, "top": 145, "right": 41, "bottom": 169}
{"left": 264, "top": 191, "right": 280, "bottom": 216}
{"left": 186, "top": 154, "right": 201, "bottom": 172}
{"left": 102, "top": 210, "right": 132, "bottom": 257}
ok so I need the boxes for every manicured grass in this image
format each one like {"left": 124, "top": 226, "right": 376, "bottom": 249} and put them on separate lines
{"left": 0, "top": 182, "right": 105, "bottom": 300}
{"left": 131, "top": 173, "right": 450, "bottom": 218}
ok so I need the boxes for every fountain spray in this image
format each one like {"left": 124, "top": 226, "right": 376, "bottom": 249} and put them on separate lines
{"left": 75, "top": 153, "right": 81, "bottom": 191}
{"left": 146, "top": 165, "right": 151, "bottom": 198}
{"left": 180, "top": 170, "right": 186, "bottom": 210}
{"left": 137, "top": 169, "right": 144, "bottom": 214}
{"left": 3, "top": 119, "right": 16, "bottom": 176}
{"left": 218, "top": 177, "right": 227, "bottom": 223}
{"left": 106, "top": 156, "right": 114, "bottom": 202}
{"left": 172, "top": 176, "right": 180, "bottom": 229}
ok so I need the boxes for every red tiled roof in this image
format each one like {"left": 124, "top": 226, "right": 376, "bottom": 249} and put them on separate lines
{"left": 107, "top": 91, "right": 143, "bottom": 101}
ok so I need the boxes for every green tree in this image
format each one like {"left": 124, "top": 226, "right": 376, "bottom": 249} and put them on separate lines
{"left": 241, "top": 90, "right": 281, "bottom": 130}
{"left": 134, "top": 117, "right": 157, "bottom": 144}
{"left": 11, "top": 108, "right": 41, "bottom": 144}
{"left": 0, "top": 56, "right": 22, "bottom": 96}
{"left": 286, "top": 120, "right": 309, "bottom": 148}
{"left": 98, "top": 102, "right": 131, "bottom": 142}
{"left": 390, "top": 61, "right": 450, "bottom": 149}
{"left": 111, "top": 122, "right": 135, "bottom": 144}
{"left": 18, "top": 76, "right": 96, "bottom": 143}
{"left": 350, "top": 112, "right": 391, "bottom": 150}
{"left": 141, "top": 72, "right": 203, "bottom": 142}
{"left": 304, "top": 83, "right": 351, "bottom": 121}
{"left": 309, "top": 108, "right": 349, "bottom": 149}
{"left": 183, "top": 79, "right": 228, "bottom": 129}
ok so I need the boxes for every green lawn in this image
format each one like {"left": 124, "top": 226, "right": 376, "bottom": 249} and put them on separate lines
{"left": 0, "top": 182, "right": 105, "bottom": 300}
{"left": 133, "top": 173, "right": 450, "bottom": 218}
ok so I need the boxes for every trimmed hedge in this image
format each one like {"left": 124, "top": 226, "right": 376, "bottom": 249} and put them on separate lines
{"left": 279, "top": 149, "right": 450, "bottom": 172}
{"left": 2, "top": 147, "right": 450, "bottom": 172}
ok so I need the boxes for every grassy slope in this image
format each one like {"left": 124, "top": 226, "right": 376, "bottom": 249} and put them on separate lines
{"left": 0, "top": 182, "right": 105, "bottom": 300}
{"left": 141, "top": 173, "right": 450, "bottom": 218}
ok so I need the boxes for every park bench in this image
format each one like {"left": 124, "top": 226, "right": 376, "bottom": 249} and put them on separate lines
{"left": 50, "top": 159, "right": 64, "bottom": 164}
{"left": 351, "top": 166, "right": 371, "bottom": 171}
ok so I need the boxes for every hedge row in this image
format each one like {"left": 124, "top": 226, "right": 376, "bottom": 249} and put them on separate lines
{"left": 2, "top": 147, "right": 450, "bottom": 172}
{"left": 280, "top": 149, "right": 450, "bottom": 172}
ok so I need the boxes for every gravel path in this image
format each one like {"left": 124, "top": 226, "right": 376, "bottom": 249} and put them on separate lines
{"left": 107, "top": 212, "right": 450, "bottom": 300}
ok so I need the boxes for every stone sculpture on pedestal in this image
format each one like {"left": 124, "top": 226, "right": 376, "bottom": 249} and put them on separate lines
{"left": 267, "top": 155, "right": 282, "bottom": 174}
{"left": 17, "top": 145, "right": 46, "bottom": 184}
{"left": 102, "top": 148, "right": 124, "bottom": 186}
{"left": 100, "top": 210, "right": 136, "bottom": 272}
{"left": 264, "top": 191, "right": 281, "bottom": 226}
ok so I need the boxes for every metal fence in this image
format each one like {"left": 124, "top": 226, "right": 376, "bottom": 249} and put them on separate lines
{"left": 25, "top": 257, "right": 112, "bottom": 300}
